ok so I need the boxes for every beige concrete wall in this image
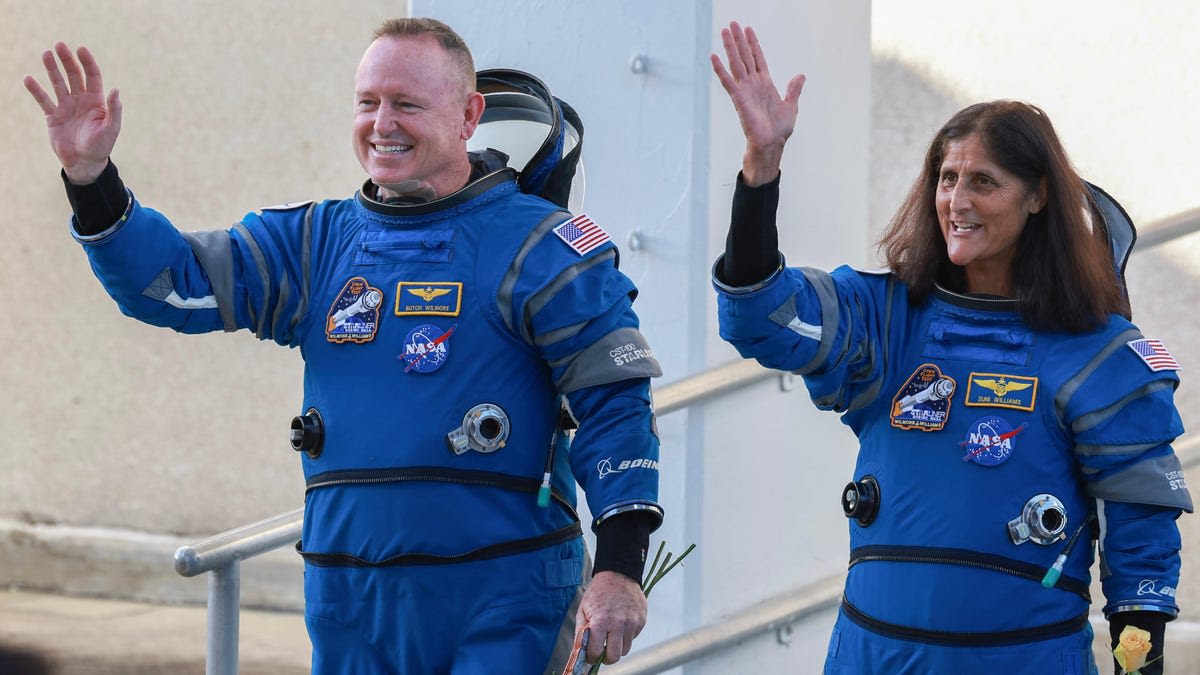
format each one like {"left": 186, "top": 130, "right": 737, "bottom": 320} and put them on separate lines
{"left": 1, "top": 0, "right": 409, "bottom": 537}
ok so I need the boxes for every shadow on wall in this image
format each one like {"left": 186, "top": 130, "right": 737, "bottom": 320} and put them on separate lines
{"left": 0, "top": 644, "right": 52, "bottom": 674}
{"left": 868, "top": 55, "right": 964, "bottom": 244}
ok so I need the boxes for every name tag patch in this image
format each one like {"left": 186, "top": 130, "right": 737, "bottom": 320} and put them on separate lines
{"left": 396, "top": 282, "right": 462, "bottom": 317}
{"left": 965, "top": 373, "right": 1037, "bottom": 411}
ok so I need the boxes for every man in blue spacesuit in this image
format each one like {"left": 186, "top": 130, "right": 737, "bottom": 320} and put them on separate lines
{"left": 710, "top": 21, "right": 1190, "bottom": 675}
{"left": 26, "top": 17, "right": 662, "bottom": 673}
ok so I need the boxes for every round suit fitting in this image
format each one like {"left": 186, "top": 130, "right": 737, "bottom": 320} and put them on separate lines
{"left": 290, "top": 408, "right": 324, "bottom": 460}
{"left": 841, "top": 475, "right": 880, "bottom": 527}
{"left": 445, "top": 403, "right": 511, "bottom": 455}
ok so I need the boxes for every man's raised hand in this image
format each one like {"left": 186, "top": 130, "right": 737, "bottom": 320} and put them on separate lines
{"left": 24, "top": 43, "right": 122, "bottom": 184}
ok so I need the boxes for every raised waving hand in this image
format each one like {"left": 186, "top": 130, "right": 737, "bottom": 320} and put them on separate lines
{"left": 24, "top": 43, "right": 122, "bottom": 184}
{"left": 710, "top": 22, "right": 805, "bottom": 186}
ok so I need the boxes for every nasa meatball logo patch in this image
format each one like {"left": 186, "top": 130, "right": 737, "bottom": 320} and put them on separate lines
{"left": 399, "top": 323, "right": 456, "bottom": 373}
{"left": 890, "top": 364, "right": 956, "bottom": 432}
{"left": 959, "top": 415, "right": 1026, "bottom": 466}
{"left": 326, "top": 276, "right": 383, "bottom": 344}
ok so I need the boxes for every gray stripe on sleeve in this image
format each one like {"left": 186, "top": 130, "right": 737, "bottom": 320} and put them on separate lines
{"left": 1086, "top": 452, "right": 1194, "bottom": 512}
{"left": 270, "top": 272, "right": 291, "bottom": 342}
{"left": 497, "top": 210, "right": 570, "bottom": 334}
{"left": 232, "top": 222, "right": 273, "bottom": 338}
{"left": 288, "top": 203, "right": 315, "bottom": 335}
{"left": 535, "top": 319, "right": 589, "bottom": 348}
{"left": 553, "top": 327, "right": 662, "bottom": 393}
{"left": 844, "top": 277, "right": 896, "bottom": 412}
{"left": 180, "top": 230, "right": 238, "bottom": 332}
{"left": 1071, "top": 379, "right": 1176, "bottom": 435}
{"left": 794, "top": 267, "right": 840, "bottom": 375}
{"left": 523, "top": 249, "right": 616, "bottom": 345}
{"left": 1075, "top": 440, "right": 1164, "bottom": 460}
{"left": 1054, "top": 327, "right": 1142, "bottom": 429}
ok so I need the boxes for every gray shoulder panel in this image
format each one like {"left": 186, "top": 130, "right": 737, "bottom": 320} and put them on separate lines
{"left": 554, "top": 327, "right": 662, "bottom": 393}
{"left": 1086, "top": 452, "right": 1193, "bottom": 512}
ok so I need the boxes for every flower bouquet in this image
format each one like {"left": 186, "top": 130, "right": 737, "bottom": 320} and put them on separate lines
{"left": 562, "top": 541, "right": 696, "bottom": 674}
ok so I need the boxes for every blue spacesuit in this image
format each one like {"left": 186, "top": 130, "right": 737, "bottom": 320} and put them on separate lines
{"left": 72, "top": 153, "right": 663, "bottom": 672}
{"left": 715, "top": 260, "right": 1192, "bottom": 675}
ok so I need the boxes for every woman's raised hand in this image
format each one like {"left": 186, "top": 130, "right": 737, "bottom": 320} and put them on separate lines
{"left": 710, "top": 22, "right": 805, "bottom": 186}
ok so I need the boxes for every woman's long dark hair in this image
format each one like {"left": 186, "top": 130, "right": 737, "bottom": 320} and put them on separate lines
{"left": 879, "top": 100, "right": 1130, "bottom": 332}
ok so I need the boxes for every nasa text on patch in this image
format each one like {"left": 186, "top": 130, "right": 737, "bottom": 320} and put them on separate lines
{"left": 959, "top": 414, "right": 1025, "bottom": 467}
{"left": 395, "top": 282, "right": 462, "bottom": 317}
{"left": 399, "top": 323, "right": 456, "bottom": 374}
{"left": 965, "top": 373, "right": 1038, "bottom": 411}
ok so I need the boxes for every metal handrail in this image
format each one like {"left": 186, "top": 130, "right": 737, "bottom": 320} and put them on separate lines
{"left": 174, "top": 508, "right": 304, "bottom": 675}
{"left": 1132, "top": 206, "right": 1200, "bottom": 252}
{"left": 175, "top": 209, "right": 1200, "bottom": 674}
{"left": 606, "top": 574, "right": 845, "bottom": 675}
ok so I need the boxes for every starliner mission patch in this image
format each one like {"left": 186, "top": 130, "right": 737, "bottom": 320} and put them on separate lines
{"left": 891, "top": 363, "right": 956, "bottom": 432}
{"left": 326, "top": 276, "right": 383, "bottom": 344}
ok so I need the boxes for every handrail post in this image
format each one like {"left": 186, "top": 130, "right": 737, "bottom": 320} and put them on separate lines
{"left": 207, "top": 560, "right": 241, "bottom": 675}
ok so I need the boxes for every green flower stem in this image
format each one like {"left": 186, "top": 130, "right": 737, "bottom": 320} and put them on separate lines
{"left": 586, "top": 541, "right": 696, "bottom": 674}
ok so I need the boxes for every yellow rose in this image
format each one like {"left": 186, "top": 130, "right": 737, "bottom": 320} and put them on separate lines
{"left": 1114, "top": 624, "right": 1153, "bottom": 673}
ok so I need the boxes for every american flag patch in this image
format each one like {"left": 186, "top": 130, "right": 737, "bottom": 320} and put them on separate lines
{"left": 1128, "top": 338, "right": 1181, "bottom": 372}
{"left": 552, "top": 213, "right": 610, "bottom": 256}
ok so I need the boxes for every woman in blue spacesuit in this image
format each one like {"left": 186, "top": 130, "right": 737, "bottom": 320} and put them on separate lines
{"left": 710, "top": 21, "right": 1191, "bottom": 675}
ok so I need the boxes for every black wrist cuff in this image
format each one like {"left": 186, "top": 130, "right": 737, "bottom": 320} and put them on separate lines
{"left": 721, "top": 170, "right": 782, "bottom": 287}
{"left": 63, "top": 159, "right": 128, "bottom": 236}
{"left": 592, "top": 511, "right": 657, "bottom": 583}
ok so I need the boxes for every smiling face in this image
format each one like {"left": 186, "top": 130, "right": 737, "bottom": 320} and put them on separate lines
{"left": 352, "top": 35, "right": 484, "bottom": 199}
{"left": 935, "top": 134, "right": 1046, "bottom": 296}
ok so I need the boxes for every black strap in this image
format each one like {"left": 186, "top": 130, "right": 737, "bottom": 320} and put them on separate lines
{"left": 849, "top": 545, "right": 1091, "bottom": 601}
{"left": 305, "top": 465, "right": 578, "bottom": 518}
{"left": 842, "top": 596, "right": 1090, "bottom": 647}
{"left": 297, "top": 522, "right": 582, "bottom": 568}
